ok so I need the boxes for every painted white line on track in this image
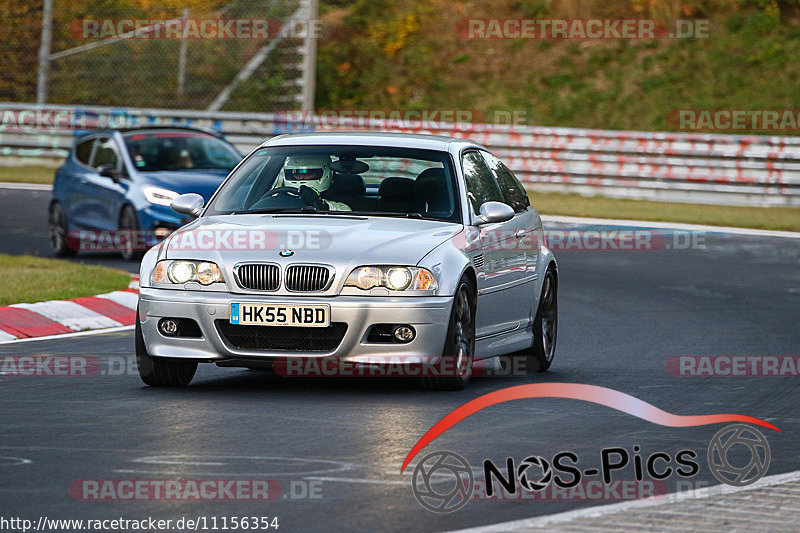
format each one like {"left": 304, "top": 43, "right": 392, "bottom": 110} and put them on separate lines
{"left": 303, "top": 476, "right": 410, "bottom": 486}
{"left": 0, "top": 182, "right": 52, "bottom": 191}
{"left": 0, "top": 325, "right": 134, "bottom": 345}
{"left": 115, "top": 455, "right": 358, "bottom": 477}
{"left": 445, "top": 469, "right": 800, "bottom": 533}
{"left": 11, "top": 300, "right": 122, "bottom": 331}
{"left": 0, "top": 456, "right": 33, "bottom": 466}
{"left": 541, "top": 214, "right": 800, "bottom": 239}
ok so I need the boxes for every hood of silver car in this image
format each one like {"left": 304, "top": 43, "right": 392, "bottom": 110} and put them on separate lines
{"left": 163, "top": 214, "right": 461, "bottom": 268}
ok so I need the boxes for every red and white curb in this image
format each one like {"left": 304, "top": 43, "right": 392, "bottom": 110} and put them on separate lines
{"left": 0, "top": 276, "right": 139, "bottom": 342}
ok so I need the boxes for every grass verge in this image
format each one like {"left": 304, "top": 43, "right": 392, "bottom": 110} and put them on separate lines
{"left": 0, "top": 166, "right": 57, "bottom": 185}
{"left": 0, "top": 254, "right": 132, "bottom": 306}
{"left": 531, "top": 191, "right": 800, "bottom": 233}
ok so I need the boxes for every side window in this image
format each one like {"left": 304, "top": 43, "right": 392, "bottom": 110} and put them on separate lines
{"left": 74, "top": 138, "right": 94, "bottom": 165}
{"left": 461, "top": 151, "right": 503, "bottom": 213}
{"left": 91, "top": 137, "right": 119, "bottom": 169}
{"left": 483, "top": 152, "right": 530, "bottom": 212}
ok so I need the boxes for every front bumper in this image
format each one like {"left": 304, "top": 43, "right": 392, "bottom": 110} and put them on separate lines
{"left": 138, "top": 287, "right": 453, "bottom": 363}
{"left": 138, "top": 204, "right": 191, "bottom": 245}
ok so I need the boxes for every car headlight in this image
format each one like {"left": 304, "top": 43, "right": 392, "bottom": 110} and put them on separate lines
{"left": 344, "top": 266, "right": 437, "bottom": 292}
{"left": 152, "top": 260, "right": 223, "bottom": 285}
{"left": 143, "top": 186, "right": 179, "bottom": 206}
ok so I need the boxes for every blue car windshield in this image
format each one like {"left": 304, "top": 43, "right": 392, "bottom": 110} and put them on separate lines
{"left": 123, "top": 131, "right": 241, "bottom": 172}
{"left": 204, "top": 145, "right": 460, "bottom": 222}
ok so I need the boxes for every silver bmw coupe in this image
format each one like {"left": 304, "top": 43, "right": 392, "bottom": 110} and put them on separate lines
{"left": 136, "top": 132, "right": 558, "bottom": 390}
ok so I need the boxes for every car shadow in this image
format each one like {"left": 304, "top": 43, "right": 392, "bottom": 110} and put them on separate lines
{"left": 134, "top": 364, "right": 575, "bottom": 396}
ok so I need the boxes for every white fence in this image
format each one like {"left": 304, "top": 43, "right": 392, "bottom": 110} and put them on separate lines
{"left": 1, "top": 102, "right": 798, "bottom": 207}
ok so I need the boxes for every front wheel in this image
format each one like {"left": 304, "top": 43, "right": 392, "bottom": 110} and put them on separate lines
{"left": 513, "top": 267, "right": 557, "bottom": 373}
{"left": 119, "top": 206, "right": 144, "bottom": 261}
{"left": 416, "top": 276, "right": 475, "bottom": 391}
{"left": 135, "top": 310, "right": 197, "bottom": 387}
{"left": 49, "top": 202, "right": 76, "bottom": 257}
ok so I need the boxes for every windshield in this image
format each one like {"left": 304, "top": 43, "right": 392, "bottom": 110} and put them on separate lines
{"left": 205, "top": 145, "right": 460, "bottom": 222}
{"left": 123, "top": 131, "right": 241, "bottom": 172}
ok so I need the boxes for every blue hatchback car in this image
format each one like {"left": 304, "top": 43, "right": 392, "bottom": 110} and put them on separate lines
{"left": 49, "top": 126, "right": 241, "bottom": 260}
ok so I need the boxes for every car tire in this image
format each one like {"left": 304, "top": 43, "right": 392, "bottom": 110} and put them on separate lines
{"left": 416, "top": 276, "right": 475, "bottom": 391}
{"left": 48, "top": 202, "right": 76, "bottom": 257}
{"left": 119, "top": 206, "right": 145, "bottom": 262}
{"left": 135, "top": 310, "right": 197, "bottom": 387}
{"left": 513, "top": 266, "right": 557, "bottom": 373}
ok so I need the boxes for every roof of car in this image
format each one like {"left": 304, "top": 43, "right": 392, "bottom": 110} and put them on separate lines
{"left": 80, "top": 125, "right": 224, "bottom": 138}
{"left": 262, "top": 131, "right": 484, "bottom": 151}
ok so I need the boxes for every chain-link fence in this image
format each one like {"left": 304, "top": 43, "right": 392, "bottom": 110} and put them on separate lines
{"left": 1, "top": 0, "right": 316, "bottom": 111}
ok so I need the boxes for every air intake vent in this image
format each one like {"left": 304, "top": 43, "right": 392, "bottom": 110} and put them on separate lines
{"left": 216, "top": 321, "right": 347, "bottom": 352}
{"left": 236, "top": 263, "right": 280, "bottom": 291}
{"left": 473, "top": 254, "right": 485, "bottom": 269}
{"left": 285, "top": 265, "right": 331, "bottom": 292}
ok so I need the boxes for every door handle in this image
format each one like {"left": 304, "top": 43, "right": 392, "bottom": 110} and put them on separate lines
{"left": 514, "top": 230, "right": 525, "bottom": 239}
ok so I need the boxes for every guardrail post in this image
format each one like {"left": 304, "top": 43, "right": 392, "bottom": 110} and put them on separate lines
{"left": 36, "top": 0, "right": 53, "bottom": 104}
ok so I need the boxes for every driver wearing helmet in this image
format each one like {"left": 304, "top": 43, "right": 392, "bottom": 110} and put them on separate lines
{"left": 281, "top": 155, "right": 351, "bottom": 211}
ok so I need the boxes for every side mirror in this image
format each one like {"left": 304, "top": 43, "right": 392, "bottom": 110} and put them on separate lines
{"left": 97, "top": 165, "right": 121, "bottom": 182}
{"left": 171, "top": 193, "right": 205, "bottom": 218}
{"left": 474, "top": 201, "right": 515, "bottom": 226}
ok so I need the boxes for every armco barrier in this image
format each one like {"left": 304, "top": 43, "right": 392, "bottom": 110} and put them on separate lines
{"left": 1, "top": 102, "right": 798, "bottom": 207}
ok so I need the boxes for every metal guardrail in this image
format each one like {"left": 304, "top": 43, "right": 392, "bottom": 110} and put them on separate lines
{"left": 1, "top": 102, "right": 798, "bottom": 207}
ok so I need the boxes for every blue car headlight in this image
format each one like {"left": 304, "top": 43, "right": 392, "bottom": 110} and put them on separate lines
{"left": 143, "top": 186, "right": 179, "bottom": 206}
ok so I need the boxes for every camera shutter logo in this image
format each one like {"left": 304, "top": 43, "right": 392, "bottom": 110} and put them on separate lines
{"left": 411, "top": 451, "right": 474, "bottom": 513}
{"left": 517, "top": 455, "right": 553, "bottom": 491}
{"left": 707, "top": 424, "right": 770, "bottom": 487}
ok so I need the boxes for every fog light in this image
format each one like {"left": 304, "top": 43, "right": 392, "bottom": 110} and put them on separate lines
{"left": 159, "top": 318, "right": 179, "bottom": 336}
{"left": 393, "top": 325, "right": 415, "bottom": 343}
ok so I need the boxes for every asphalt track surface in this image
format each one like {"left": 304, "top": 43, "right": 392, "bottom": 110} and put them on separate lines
{"left": 1, "top": 186, "right": 799, "bottom": 532}
{"left": 0, "top": 186, "right": 138, "bottom": 273}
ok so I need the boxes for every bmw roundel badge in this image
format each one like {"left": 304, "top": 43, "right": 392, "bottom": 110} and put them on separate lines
{"left": 279, "top": 249, "right": 294, "bottom": 257}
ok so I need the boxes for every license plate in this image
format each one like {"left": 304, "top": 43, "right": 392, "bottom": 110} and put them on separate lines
{"left": 230, "top": 303, "right": 330, "bottom": 327}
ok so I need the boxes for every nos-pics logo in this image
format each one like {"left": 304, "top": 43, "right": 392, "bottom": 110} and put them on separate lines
{"left": 411, "top": 424, "right": 770, "bottom": 513}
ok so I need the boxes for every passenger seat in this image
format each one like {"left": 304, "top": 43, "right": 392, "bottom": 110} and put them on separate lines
{"left": 377, "top": 177, "right": 418, "bottom": 213}
{"left": 414, "top": 168, "right": 451, "bottom": 216}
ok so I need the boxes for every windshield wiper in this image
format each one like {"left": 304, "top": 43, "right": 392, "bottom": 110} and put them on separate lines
{"left": 356, "top": 212, "right": 424, "bottom": 219}
{"left": 228, "top": 207, "right": 313, "bottom": 215}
